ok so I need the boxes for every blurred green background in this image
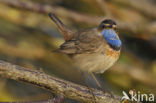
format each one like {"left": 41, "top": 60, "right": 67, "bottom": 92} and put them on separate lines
{"left": 0, "top": 0, "right": 156, "bottom": 102}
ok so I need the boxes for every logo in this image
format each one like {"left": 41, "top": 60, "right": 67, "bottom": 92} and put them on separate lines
{"left": 122, "top": 90, "right": 154, "bottom": 102}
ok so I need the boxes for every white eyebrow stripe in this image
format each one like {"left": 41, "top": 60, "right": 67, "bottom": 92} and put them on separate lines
{"left": 104, "top": 24, "right": 111, "bottom": 26}
{"left": 112, "top": 25, "right": 117, "bottom": 28}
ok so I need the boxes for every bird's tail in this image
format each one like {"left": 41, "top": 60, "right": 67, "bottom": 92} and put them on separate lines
{"left": 48, "top": 13, "right": 73, "bottom": 41}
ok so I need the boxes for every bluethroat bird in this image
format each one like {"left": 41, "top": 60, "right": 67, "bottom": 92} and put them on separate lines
{"left": 48, "top": 13, "right": 122, "bottom": 89}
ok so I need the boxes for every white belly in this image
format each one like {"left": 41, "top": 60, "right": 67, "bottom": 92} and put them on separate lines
{"left": 73, "top": 53, "right": 118, "bottom": 74}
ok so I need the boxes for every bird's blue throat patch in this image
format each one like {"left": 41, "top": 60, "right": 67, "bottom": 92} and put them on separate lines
{"left": 101, "top": 29, "right": 122, "bottom": 51}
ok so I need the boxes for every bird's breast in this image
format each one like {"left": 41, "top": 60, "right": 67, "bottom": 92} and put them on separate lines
{"left": 73, "top": 46, "right": 120, "bottom": 73}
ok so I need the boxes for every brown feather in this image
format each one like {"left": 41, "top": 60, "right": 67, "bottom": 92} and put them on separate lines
{"left": 48, "top": 13, "right": 73, "bottom": 41}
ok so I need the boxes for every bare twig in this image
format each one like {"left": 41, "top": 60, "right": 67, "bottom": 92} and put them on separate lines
{"left": 0, "top": 0, "right": 156, "bottom": 34}
{"left": 51, "top": 95, "right": 64, "bottom": 103}
{"left": 0, "top": 0, "right": 101, "bottom": 25}
{"left": 0, "top": 60, "right": 121, "bottom": 103}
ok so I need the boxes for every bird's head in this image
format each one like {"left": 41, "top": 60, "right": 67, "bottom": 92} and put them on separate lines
{"left": 98, "top": 19, "right": 122, "bottom": 51}
{"left": 99, "top": 19, "right": 117, "bottom": 31}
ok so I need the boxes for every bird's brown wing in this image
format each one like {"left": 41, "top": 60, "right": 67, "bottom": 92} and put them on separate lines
{"left": 55, "top": 29, "right": 104, "bottom": 54}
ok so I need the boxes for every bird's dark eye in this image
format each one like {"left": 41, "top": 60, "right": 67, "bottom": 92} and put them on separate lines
{"left": 100, "top": 24, "right": 105, "bottom": 28}
{"left": 109, "top": 25, "right": 112, "bottom": 28}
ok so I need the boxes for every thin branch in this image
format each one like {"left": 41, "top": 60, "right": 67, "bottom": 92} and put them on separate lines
{"left": 0, "top": 0, "right": 156, "bottom": 34}
{"left": 0, "top": 60, "right": 121, "bottom": 103}
{"left": 0, "top": 0, "right": 101, "bottom": 25}
{"left": 50, "top": 95, "right": 64, "bottom": 103}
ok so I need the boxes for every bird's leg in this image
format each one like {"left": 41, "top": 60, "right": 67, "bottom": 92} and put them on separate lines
{"left": 81, "top": 72, "right": 97, "bottom": 103}
{"left": 90, "top": 72, "right": 115, "bottom": 98}
{"left": 48, "top": 12, "right": 73, "bottom": 41}
{"left": 89, "top": 72, "right": 102, "bottom": 90}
